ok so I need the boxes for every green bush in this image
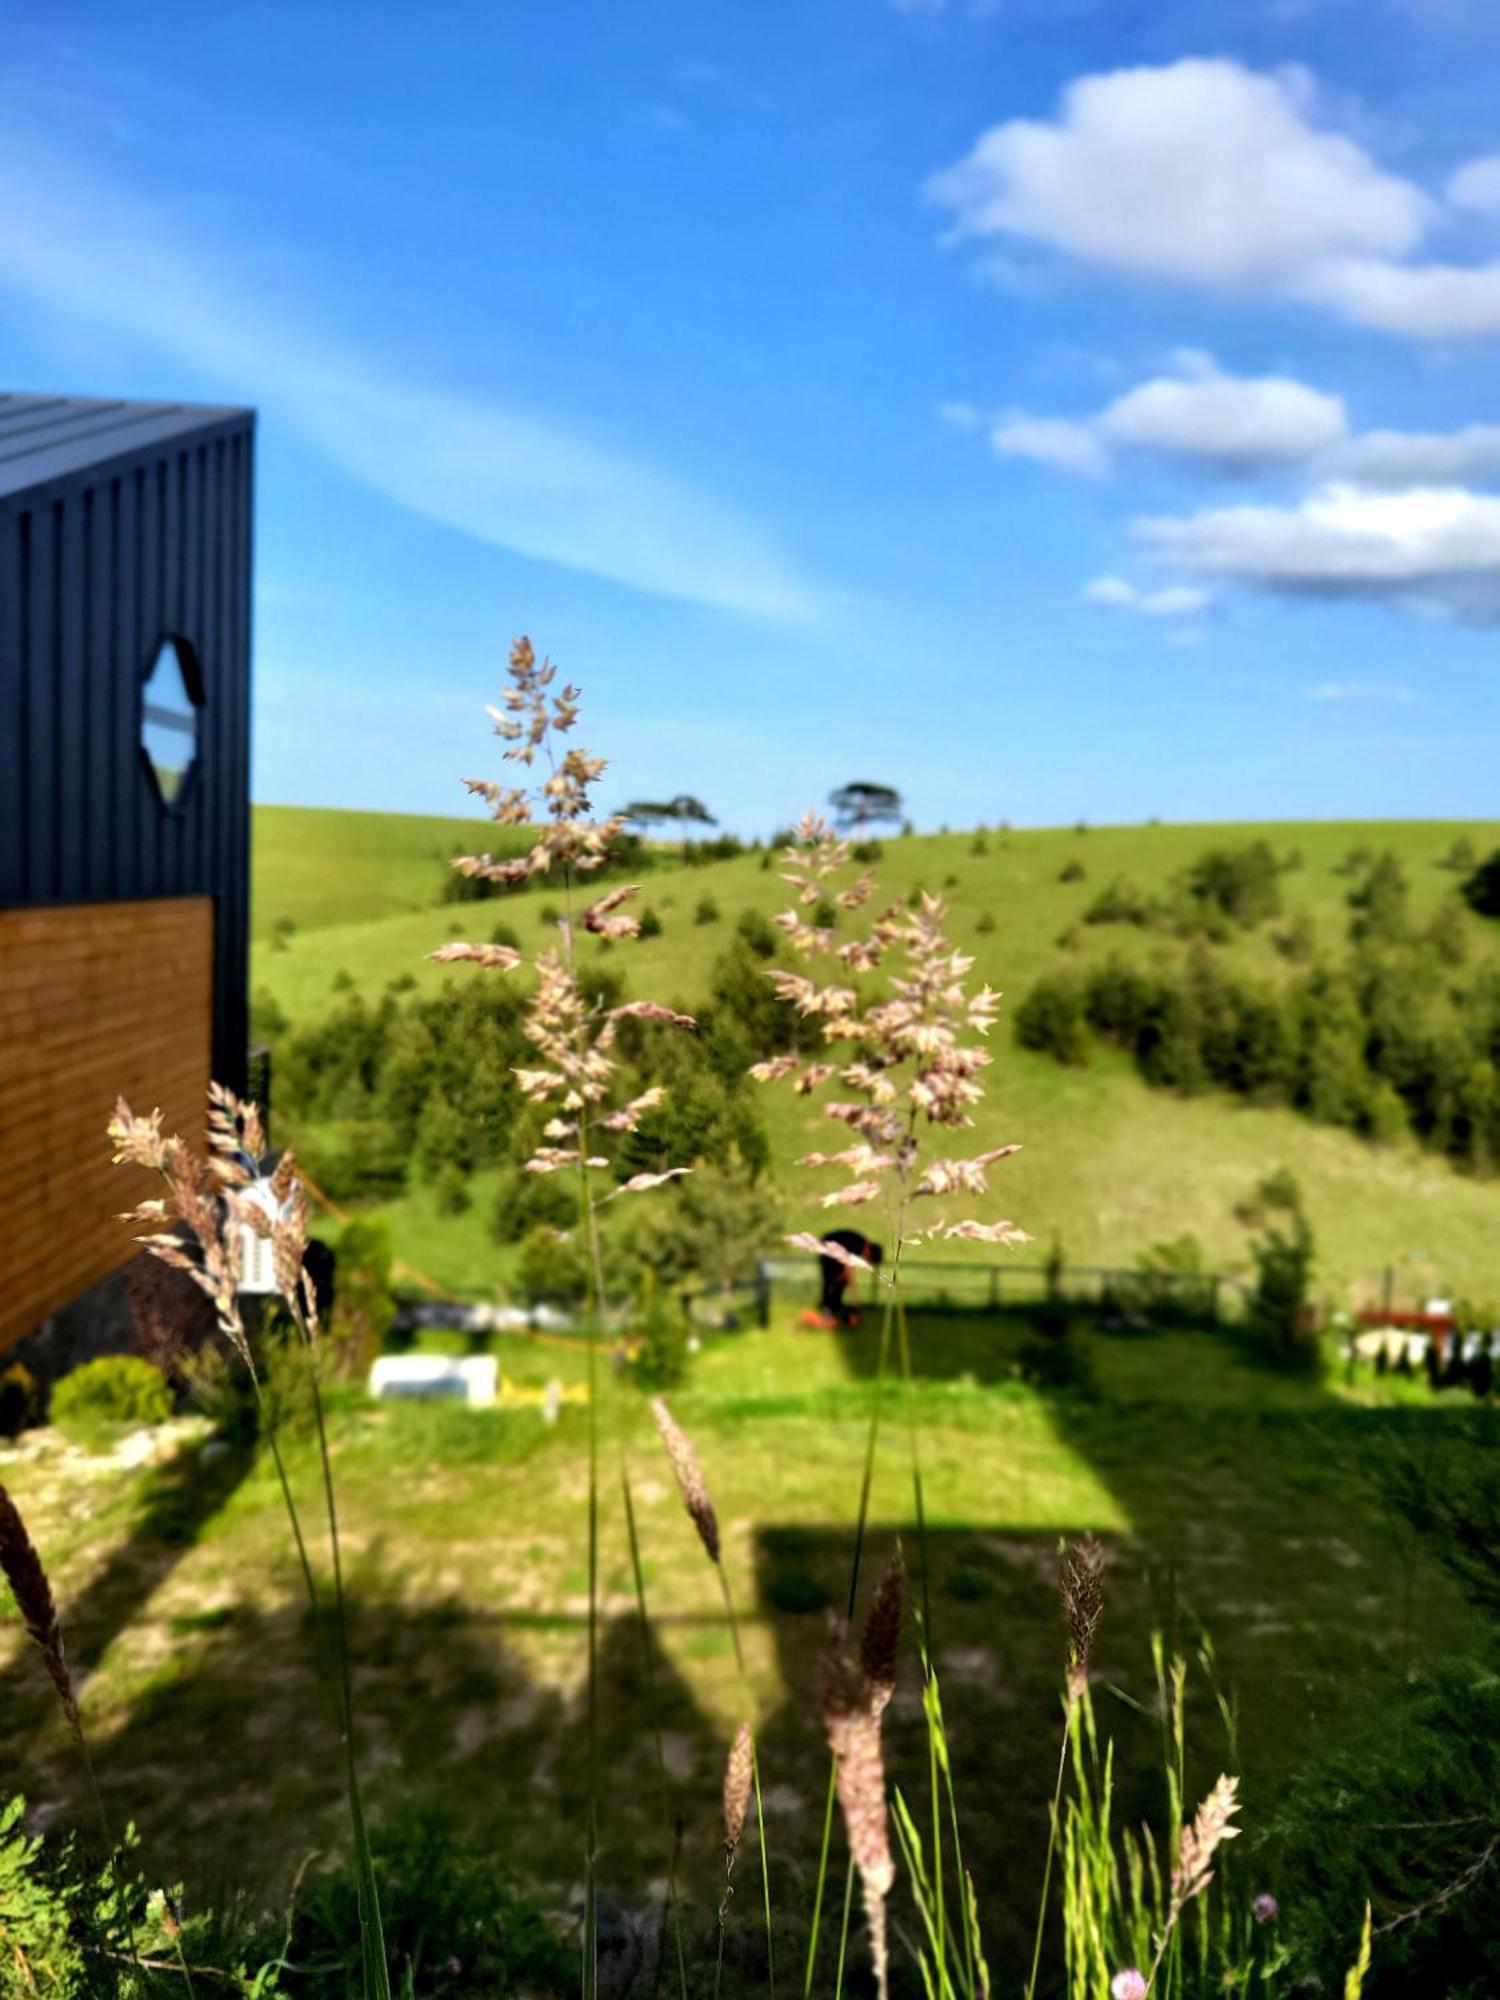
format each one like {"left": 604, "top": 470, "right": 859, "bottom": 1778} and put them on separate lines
{"left": 1462, "top": 846, "right": 1500, "bottom": 918}
{"left": 638, "top": 905, "right": 663, "bottom": 939}
{"left": 1241, "top": 1172, "right": 1320, "bottom": 1374}
{"left": 1014, "top": 973, "right": 1090, "bottom": 1065}
{"left": 329, "top": 1217, "right": 397, "bottom": 1378}
{"left": 1085, "top": 875, "right": 1154, "bottom": 926}
{"left": 735, "top": 907, "right": 778, "bottom": 959}
{"left": 51, "top": 1356, "right": 172, "bottom": 1435}
{"left": 490, "top": 1161, "right": 581, "bottom": 1244}
{"left": 694, "top": 894, "right": 721, "bottom": 926}
{"left": 1058, "top": 858, "right": 1086, "bottom": 884}
{"left": 1348, "top": 850, "right": 1410, "bottom": 944}
{"left": 1183, "top": 838, "right": 1283, "bottom": 929}
{"left": 518, "top": 1225, "right": 587, "bottom": 1302}
{"left": 626, "top": 1270, "right": 691, "bottom": 1389}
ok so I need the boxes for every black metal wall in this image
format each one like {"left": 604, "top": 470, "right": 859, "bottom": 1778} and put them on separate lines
{"left": 0, "top": 398, "right": 256, "bottom": 1089}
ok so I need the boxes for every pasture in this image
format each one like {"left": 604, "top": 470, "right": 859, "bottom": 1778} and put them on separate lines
{"left": 1, "top": 1304, "right": 1482, "bottom": 1988}
{"left": 250, "top": 807, "right": 1500, "bottom": 1302}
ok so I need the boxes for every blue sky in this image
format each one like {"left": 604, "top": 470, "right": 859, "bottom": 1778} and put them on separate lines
{"left": 4, "top": 2, "right": 1500, "bottom": 832}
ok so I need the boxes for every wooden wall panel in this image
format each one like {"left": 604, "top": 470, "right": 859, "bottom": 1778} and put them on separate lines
{"left": 0, "top": 896, "right": 212, "bottom": 1352}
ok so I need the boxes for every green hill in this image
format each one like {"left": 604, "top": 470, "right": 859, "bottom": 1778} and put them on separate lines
{"left": 250, "top": 806, "right": 1500, "bottom": 1303}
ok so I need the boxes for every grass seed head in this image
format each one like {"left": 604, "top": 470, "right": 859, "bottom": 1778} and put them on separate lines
{"left": 1060, "top": 1532, "right": 1106, "bottom": 1702}
{"left": 824, "top": 1618, "right": 897, "bottom": 2000}
{"left": 1173, "top": 1773, "right": 1241, "bottom": 1910}
{"left": 0, "top": 1484, "right": 79, "bottom": 1737}
{"left": 860, "top": 1551, "right": 904, "bottom": 1710}
{"left": 650, "top": 1397, "right": 721, "bottom": 1566}
{"left": 723, "top": 1721, "right": 753, "bottom": 1859}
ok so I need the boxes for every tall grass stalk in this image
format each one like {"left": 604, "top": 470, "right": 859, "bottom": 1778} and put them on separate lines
{"left": 109, "top": 1095, "right": 392, "bottom": 2000}
{"left": 619, "top": 1460, "right": 690, "bottom": 2000}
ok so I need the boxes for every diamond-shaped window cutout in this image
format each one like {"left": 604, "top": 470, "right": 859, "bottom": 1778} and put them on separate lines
{"left": 141, "top": 638, "right": 200, "bottom": 807}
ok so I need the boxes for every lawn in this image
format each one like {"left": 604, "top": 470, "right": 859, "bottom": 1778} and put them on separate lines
{"left": 1, "top": 1307, "right": 1483, "bottom": 1991}
{"left": 249, "top": 807, "right": 1500, "bottom": 1303}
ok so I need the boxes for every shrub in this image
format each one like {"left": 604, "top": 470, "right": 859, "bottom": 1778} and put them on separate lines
{"left": 811, "top": 893, "right": 838, "bottom": 928}
{"left": 51, "top": 1355, "right": 172, "bottom": 1434}
{"left": 975, "top": 909, "right": 996, "bottom": 935}
{"left": 694, "top": 894, "right": 721, "bottom": 926}
{"left": 1425, "top": 901, "right": 1468, "bottom": 966}
{"left": 1183, "top": 838, "right": 1283, "bottom": 929}
{"left": 1242, "top": 1172, "right": 1319, "bottom": 1374}
{"left": 1085, "top": 876, "right": 1153, "bottom": 926}
{"left": 1083, "top": 956, "right": 1156, "bottom": 1042}
{"left": 626, "top": 1270, "right": 691, "bottom": 1390}
{"left": 518, "top": 1225, "right": 588, "bottom": 1302}
{"left": 851, "top": 838, "right": 884, "bottom": 863}
{"left": 735, "top": 907, "right": 778, "bottom": 959}
{"left": 0, "top": 1364, "right": 39, "bottom": 1438}
{"left": 1273, "top": 908, "right": 1316, "bottom": 963}
{"left": 638, "top": 905, "right": 663, "bottom": 939}
{"left": 1058, "top": 858, "right": 1086, "bottom": 883}
{"left": 433, "top": 1162, "right": 471, "bottom": 1216}
{"left": 490, "top": 1159, "right": 580, "bottom": 1243}
{"left": 250, "top": 986, "right": 290, "bottom": 1041}
{"left": 1462, "top": 847, "right": 1500, "bottom": 919}
{"left": 1348, "top": 850, "right": 1410, "bottom": 944}
{"left": 329, "top": 1216, "right": 397, "bottom": 1378}
{"left": 970, "top": 830, "right": 989, "bottom": 856}
{"left": 1013, "top": 973, "right": 1090, "bottom": 1065}
{"left": 489, "top": 919, "right": 521, "bottom": 951}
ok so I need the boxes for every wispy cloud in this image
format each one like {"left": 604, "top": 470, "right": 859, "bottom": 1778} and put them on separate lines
{"left": 1308, "top": 680, "right": 1419, "bottom": 703}
{"left": 1082, "top": 574, "right": 1212, "bottom": 617}
{"left": 0, "top": 126, "right": 818, "bottom": 623}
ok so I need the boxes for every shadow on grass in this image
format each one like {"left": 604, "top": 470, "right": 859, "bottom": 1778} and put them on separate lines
{"left": 5, "top": 1326, "right": 1488, "bottom": 1997}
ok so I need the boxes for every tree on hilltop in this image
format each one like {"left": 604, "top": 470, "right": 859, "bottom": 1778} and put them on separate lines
{"left": 621, "top": 794, "right": 717, "bottom": 831}
{"left": 829, "top": 781, "right": 903, "bottom": 830}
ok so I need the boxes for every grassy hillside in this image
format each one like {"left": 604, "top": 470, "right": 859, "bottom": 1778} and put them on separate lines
{"left": 251, "top": 803, "right": 518, "bottom": 941}
{"left": 250, "top": 807, "right": 1500, "bottom": 1301}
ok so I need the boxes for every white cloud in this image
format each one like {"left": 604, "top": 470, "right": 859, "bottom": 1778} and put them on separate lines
{"left": 0, "top": 131, "right": 818, "bottom": 622}
{"left": 983, "top": 355, "right": 1348, "bottom": 478}
{"left": 1327, "top": 424, "right": 1500, "bottom": 487}
{"left": 1099, "top": 365, "right": 1347, "bottom": 465}
{"left": 928, "top": 58, "right": 1500, "bottom": 340}
{"left": 1082, "top": 574, "right": 1212, "bottom": 617}
{"left": 939, "top": 399, "right": 984, "bottom": 431}
{"left": 990, "top": 414, "right": 1111, "bottom": 478}
{"left": 1308, "top": 680, "right": 1418, "bottom": 703}
{"left": 1137, "top": 482, "right": 1500, "bottom": 619}
{"left": 1304, "top": 256, "right": 1500, "bottom": 338}
{"left": 1447, "top": 155, "right": 1500, "bottom": 216}
{"left": 929, "top": 60, "right": 1427, "bottom": 291}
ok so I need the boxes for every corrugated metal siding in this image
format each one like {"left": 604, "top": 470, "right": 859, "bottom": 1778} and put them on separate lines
{"left": 0, "top": 398, "right": 254, "bottom": 1091}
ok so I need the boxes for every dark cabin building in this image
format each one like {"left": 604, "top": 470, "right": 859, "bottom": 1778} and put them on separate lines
{"left": 0, "top": 394, "right": 255, "bottom": 1354}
